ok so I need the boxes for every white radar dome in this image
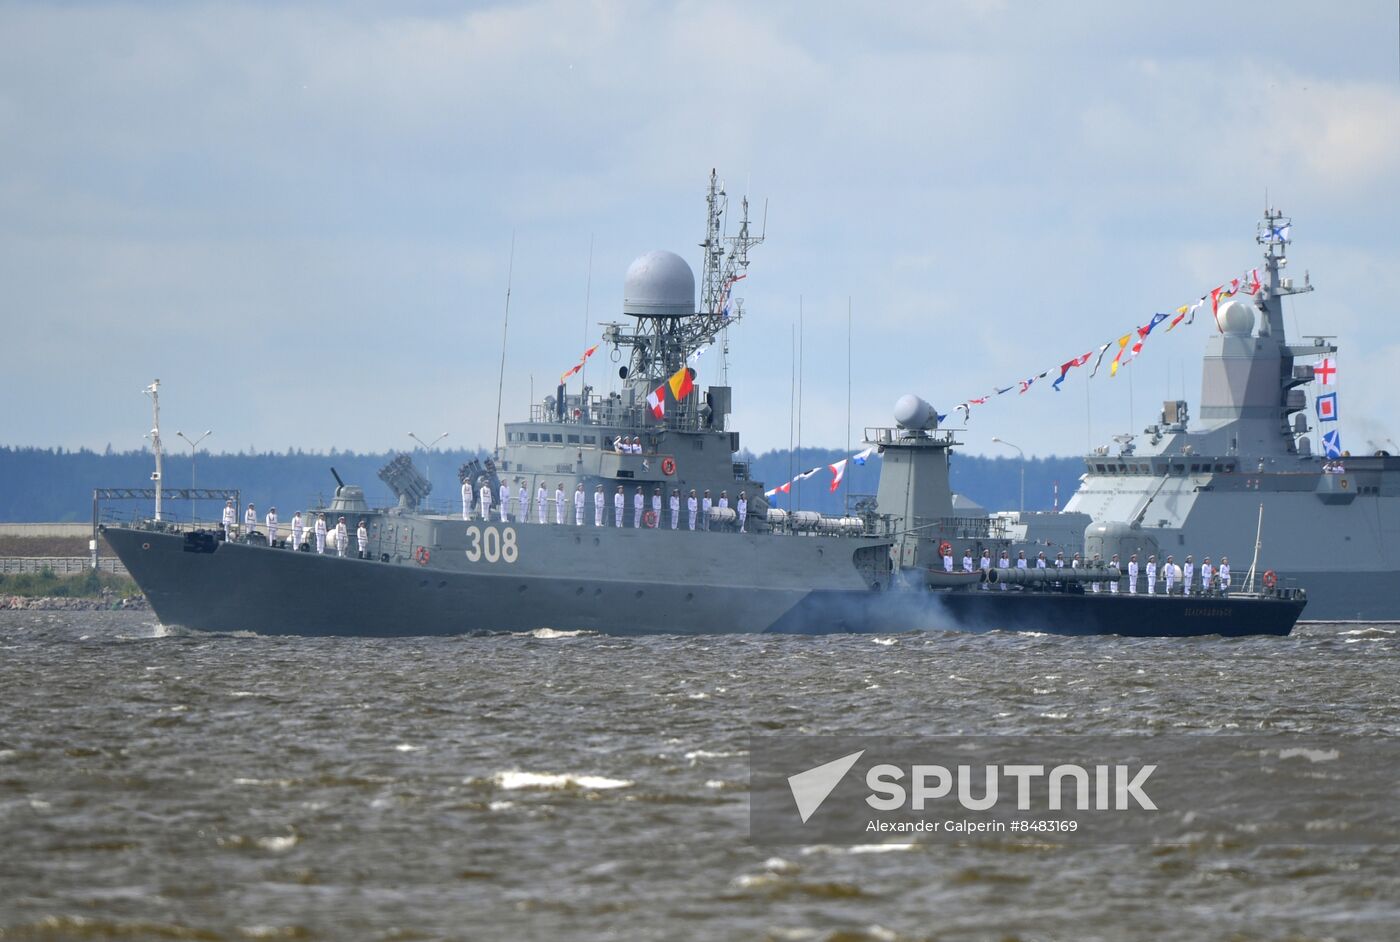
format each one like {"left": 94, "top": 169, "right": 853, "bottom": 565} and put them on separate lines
{"left": 1216, "top": 298, "right": 1256, "bottom": 336}
{"left": 894, "top": 394, "right": 937, "bottom": 430}
{"left": 623, "top": 250, "right": 695, "bottom": 318}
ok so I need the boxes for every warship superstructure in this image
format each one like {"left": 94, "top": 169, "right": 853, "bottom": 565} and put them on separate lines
{"left": 1011, "top": 211, "right": 1395, "bottom": 621}
{"left": 100, "top": 177, "right": 1305, "bottom": 637}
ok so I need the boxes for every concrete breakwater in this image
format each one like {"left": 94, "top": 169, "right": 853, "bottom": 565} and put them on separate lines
{"left": 1, "top": 595, "right": 148, "bottom": 611}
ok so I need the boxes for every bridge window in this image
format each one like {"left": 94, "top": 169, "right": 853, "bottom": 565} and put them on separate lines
{"left": 527, "top": 433, "right": 539, "bottom": 442}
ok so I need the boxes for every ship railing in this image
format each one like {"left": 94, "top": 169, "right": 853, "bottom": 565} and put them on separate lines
{"left": 863, "top": 427, "right": 958, "bottom": 447}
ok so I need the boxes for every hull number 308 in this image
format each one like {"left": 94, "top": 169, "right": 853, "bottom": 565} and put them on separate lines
{"left": 464, "top": 526, "right": 519, "bottom": 564}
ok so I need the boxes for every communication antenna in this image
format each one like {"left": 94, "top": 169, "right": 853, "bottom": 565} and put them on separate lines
{"left": 698, "top": 169, "right": 765, "bottom": 383}
{"left": 144, "top": 379, "right": 163, "bottom": 521}
{"left": 493, "top": 232, "right": 516, "bottom": 456}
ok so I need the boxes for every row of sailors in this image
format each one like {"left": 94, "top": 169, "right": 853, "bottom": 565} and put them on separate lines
{"left": 222, "top": 501, "right": 370, "bottom": 557}
{"left": 611, "top": 436, "right": 645, "bottom": 454}
{"left": 947, "top": 547, "right": 1234, "bottom": 595}
{"left": 463, "top": 480, "right": 750, "bottom": 532}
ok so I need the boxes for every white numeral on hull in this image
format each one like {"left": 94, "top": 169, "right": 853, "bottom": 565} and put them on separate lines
{"left": 465, "top": 526, "right": 518, "bottom": 564}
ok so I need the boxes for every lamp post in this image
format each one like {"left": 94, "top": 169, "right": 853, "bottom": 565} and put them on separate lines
{"left": 408, "top": 431, "right": 449, "bottom": 495}
{"left": 176, "top": 430, "right": 212, "bottom": 520}
{"left": 991, "top": 436, "right": 1025, "bottom": 513}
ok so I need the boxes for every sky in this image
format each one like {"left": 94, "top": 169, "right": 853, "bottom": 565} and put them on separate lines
{"left": 2, "top": 0, "right": 1398, "bottom": 459}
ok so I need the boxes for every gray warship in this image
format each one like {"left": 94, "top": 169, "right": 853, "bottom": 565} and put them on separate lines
{"left": 100, "top": 176, "right": 1305, "bottom": 637}
{"left": 1009, "top": 211, "right": 1394, "bottom": 621}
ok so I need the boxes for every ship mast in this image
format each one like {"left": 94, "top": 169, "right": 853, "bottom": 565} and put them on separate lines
{"left": 603, "top": 170, "right": 764, "bottom": 393}
{"left": 144, "top": 379, "right": 163, "bottom": 522}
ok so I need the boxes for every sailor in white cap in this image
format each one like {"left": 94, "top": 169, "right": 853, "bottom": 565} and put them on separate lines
{"left": 516, "top": 480, "right": 529, "bottom": 524}
{"left": 1183, "top": 555, "right": 1195, "bottom": 594}
{"left": 479, "top": 479, "right": 493, "bottom": 521}
{"left": 265, "top": 506, "right": 279, "bottom": 546}
{"left": 461, "top": 477, "right": 473, "bottom": 521}
{"left": 614, "top": 485, "right": 626, "bottom": 527}
{"left": 1146, "top": 555, "right": 1158, "bottom": 595}
{"left": 701, "top": 490, "right": 713, "bottom": 530}
{"left": 1164, "top": 555, "right": 1177, "bottom": 594}
{"left": 356, "top": 519, "right": 368, "bottom": 559}
{"left": 314, "top": 513, "right": 327, "bottom": 554}
{"left": 555, "top": 482, "right": 567, "bottom": 525}
{"left": 334, "top": 516, "right": 348, "bottom": 557}
{"left": 290, "top": 510, "right": 304, "bottom": 551}
{"left": 537, "top": 481, "right": 548, "bottom": 525}
{"left": 963, "top": 548, "right": 975, "bottom": 573}
{"left": 996, "top": 550, "right": 1010, "bottom": 590}
{"left": 244, "top": 503, "right": 258, "bottom": 542}
{"left": 979, "top": 549, "right": 992, "bottom": 589}
{"left": 1218, "top": 556, "right": 1231, "bottom": 595}
{"left": 1201, "top": 557, "right": 1214, "bottom": 593}
{"left": 651, "top": 486, "right": 663, "bottom": 528}
{"left": 593, "top": 484, "right": 605, "bottom": 527}
{"left": 632, "top": 486, "right": 644, "bottom": 528}
{"left": 687, "top": 489, "right": 698, "bottom": 530}
{"left": 222, "top": 499, "right": 236, "bottom": 542}
{"left": 942, "top": 545, "right": 953, "bottom": 572}
{"left": 1127, "top": 554, "right": 1138, "bottom": 594}
{"left": 1110, "top": 554, "right": 1121, "bottom": 593}
{"left": 1035, "top": 551, "right": 1047, "bottom": 570}
{"left": 737, "top": 491, "right": 749, "bottom": 533}
{"left": 574, "top": 483, "right": 586, "bottom": 526}
{"left": 498, "top": 479, "right": 511, "bottom": 523}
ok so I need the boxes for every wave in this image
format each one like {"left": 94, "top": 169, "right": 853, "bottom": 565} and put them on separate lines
{"left": 491, "top": 770, "right": 633, "bottom": 791}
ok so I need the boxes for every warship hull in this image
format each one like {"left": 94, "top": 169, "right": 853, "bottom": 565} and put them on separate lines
{"left": 103, "top": 526, "right": 1304, "bottom": 638}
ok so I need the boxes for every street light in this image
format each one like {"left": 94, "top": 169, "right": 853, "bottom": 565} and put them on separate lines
{"left": 991, "top": 436, "right": 1025, "bottom": 513}
{"left": 176, "top": 429, "right": 212, "bottom": 520}
{"left": 408, "top": 431, "right": 450, "bottom": 494}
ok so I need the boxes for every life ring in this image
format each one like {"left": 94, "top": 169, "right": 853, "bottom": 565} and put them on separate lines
{"left": 644, "top": 510, "right": 658, "bottom": 528}
{"left": 1262, "top": 570, "right": 1277, "bottom": 588}
{"left": 938, "top": 540, "right": 952, "bottom": 557}
{"left": 1340, "top": 478, "right": 1348, "bottom": 489}
{"left": 661, "top": 457, "right": 676, "bottom": 476}
{"left": 415, "top": 546, "right": 431, "bottom": 566}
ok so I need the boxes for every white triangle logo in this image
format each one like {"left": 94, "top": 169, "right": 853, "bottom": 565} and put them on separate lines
{"left": 787, "top": 750, "right": 865, "bottom": 824}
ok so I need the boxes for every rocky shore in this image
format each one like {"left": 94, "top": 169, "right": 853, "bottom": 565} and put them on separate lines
{"left": 0, "top": 595, "right": 148, "bottom": 611}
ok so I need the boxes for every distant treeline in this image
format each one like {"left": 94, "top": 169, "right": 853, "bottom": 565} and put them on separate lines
{"left": 0, "top": 446, "right": 1081, "bottom": 522}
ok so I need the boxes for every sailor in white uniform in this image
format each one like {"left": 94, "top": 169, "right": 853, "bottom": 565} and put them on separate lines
{"left": 222, "top": 500, "right": 236, "bottom": 542}
{"left": 996, "top": 550, "right": 1010, "bottom": 590}
{"left": 479, "top": 482, "right": 493, "bottom": 521}
{"left": 701, "top": 490, "right": 712, "bottom": 530}
{"left": 265, "top": 507, "right": 279, "bottom": 546}
{"left": 1146, "top": 555, "right": 1158, "bottom": 595}
{"left": 314, "top": 514, "right": 327, "bottom": 554}
{"left": 1110, "top": 555, "right": 1121, "bottom": 593}
{"left": 1183, "top": 556, "right": 1195, "bottom": 594}
{"left": 1016, "top": 550, "right": 1028, "bottom": 573}
{"left": 334, "top": 517, "right": 348, "bottom": 558}
{"left": 651, "top": 487, "right": 662, "bottom": 528}
{"left": 461, "top": 479, "right": 473, "bottom": 521}
{"left": 962, "top": 549, "right": 975, "bottom": 573}
{"left": 1218, "top": 557, "right": 1231, "bottom": 594}
{"left": 613, "top": 485, "right": 625, "bottom": 527}
{"left": 1036, "top": 552, "right": 1047, "bottom": 570}
{"left": 1090, "top": 553, "right": 1102, "bottom": 592}
{"left": 1126, "top": 554, "right": 1138, "bottom": 593}
{"left": 978, "top": 549, "right": 992, "bottom": 589}
{"left": 357, "top": 520, "right": 368, "bottom": 559}
{"left": 1201, "top": 557, "right": 1214, "bottom": 593}
{"left": 632, "top": 487, "right": 644, "bottom": 528}
{"left": 1071, "top": 552, "right": 1081, "bottom": 569}
{"left": 537, "top": 483, "right": 548, "bottom": 525}
{"left": 687, "top": 490, "right": 698, "bottom": 530}
{"left": 498, "top": 481, "right": 511, "bottom": 523}
{"left": 574, "top": 483, "right": 586, "bottom": 526}
{"left": 517, "top": 482, "right": 529, "bottom": 524}
{"left": 1164, "top": 555, "right": 1177, "bottom": 594}
{"left": 942, "top": 547, "right": 954, "bottom": 572}
{"left": 718, "top": 491, "right": 729, "bottom": 514}
{"left": 555, "top": 483, "right": 567, "bottom": 525}
{"left": 290, "top": 511, "right": 304, "bottom": 551}
{"left": 593, "top": 485, "right": 605, "bottom": 527}
{"left": 244, "top": 503, "right": 258, "bottom": 541}
{"left": 736, "top": 491, "right": 748, "bottom": 533}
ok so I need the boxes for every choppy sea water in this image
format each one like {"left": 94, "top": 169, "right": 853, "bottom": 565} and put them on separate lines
{"left": 1, "top": 612, "right": 1397, "bottom": 942}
